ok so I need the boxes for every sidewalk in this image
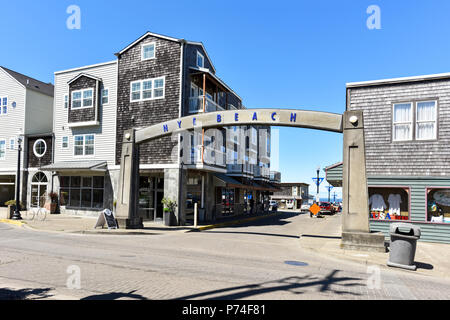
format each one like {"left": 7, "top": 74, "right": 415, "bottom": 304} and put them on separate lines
{"left": 298, "top": 213, "right": 450, "bottom": 279}
{"left": 0, "top": 210, "right": 283, "bottom": 235}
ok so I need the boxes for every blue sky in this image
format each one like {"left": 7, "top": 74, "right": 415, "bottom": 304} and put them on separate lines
{"left": 2, "top": 0, "right": 450, "bottom": 199}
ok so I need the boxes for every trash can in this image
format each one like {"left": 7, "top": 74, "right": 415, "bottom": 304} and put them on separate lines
{"left": 387, "top": 223, "right": 421, "bottom": 271}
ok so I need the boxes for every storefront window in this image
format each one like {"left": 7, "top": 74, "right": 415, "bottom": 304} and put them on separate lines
{"left": 368, "top": 187, "right": 410, "bottom": 221}
{"left": 427, "top": 188, "right": 450, "bottom": 224}
{"left": 59, "top": 176, "right": 104, "bottom": 209}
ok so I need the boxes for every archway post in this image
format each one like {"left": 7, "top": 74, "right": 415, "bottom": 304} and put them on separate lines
{"left": 116, "top": 129, "right": 143, "bottom": 229}
{"left": 341, "top": 110, "right": 386, "bottom": 252}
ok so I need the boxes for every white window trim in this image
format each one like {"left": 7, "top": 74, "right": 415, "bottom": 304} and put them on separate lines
{"left": 415, "top": 100, "right": 437, "bottom": 141}
{"left": 392, "top": 102, "right": 413, "bottom": 142}
{"left": 0, "top": 139, "right": 5, "bottom": 160}
{"left": 73, "top": 134, "right": 96, "bottom": 158}
{"left": 62, "top": 136, "right": 69, "bottom": 149}
{"left": 141, "top": 42, "right": 156, "bottom": 61}
{"left": 71, "top": 88, "right": 94, "bottom": 109}
{"left": 197, "top": 51, "right": 204, "bottom": 68}
{"left": 101, "top": 87, "right": 110, "bottom": 105}
{"left": 64, "top": 94, "right": 69, "bottom": 109}
{"left": 130, "top": 76, "right": 166, "bottom": 103}
{"left": 0, "top": 95, "right": 8, "bottom": 115}
{"left": 33, "top": 139, "right": 47, "bottom": 158}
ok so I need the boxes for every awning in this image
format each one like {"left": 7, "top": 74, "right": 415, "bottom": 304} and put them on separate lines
{"left": 213, "top": 173, "right": 245, "bottom": 188}
{"left": 40, "top": 161, "right": 108, "bottom": 172}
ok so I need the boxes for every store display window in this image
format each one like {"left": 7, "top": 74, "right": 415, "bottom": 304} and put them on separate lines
{"left": 368, "top": 187, "right": 410, "bottom": 221}
{"left": 426, "top": 188, "right": 450, "bottom": 224}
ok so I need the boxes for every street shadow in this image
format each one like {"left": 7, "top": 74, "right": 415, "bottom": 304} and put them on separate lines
{"left": 174, "top": 270, "right": 362, "bottom": 300}
{"left": 0, "top": 287, "right": 53, "bottom": 300}
{"left": 301, "top": 234, "right": 342, "bottom": 240}
{"left": 414, "top": 262, "right": 434, "bottom": 270}
{"left": 81, "top": 290, "right": 148, "bottom": 300}
{"left": 211, "top": 211, "right": 300, "bottom": 230}
{"left": 202, "top": 230, "right": 300, "bottom": 239}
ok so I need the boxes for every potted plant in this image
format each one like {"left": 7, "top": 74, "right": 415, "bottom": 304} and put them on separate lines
{"left": 161, "top": 197, "right": 177, "bottom": 226}
{"left": 46, "top": 192, "right": 58, "bottom": 214}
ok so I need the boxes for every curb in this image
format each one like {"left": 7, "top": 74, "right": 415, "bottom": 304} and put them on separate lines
{"left": 195, "top": 212, "right": 283, "bottom": 231}
{"left": 0, "top": 219, "right": 26, "bottom": 227}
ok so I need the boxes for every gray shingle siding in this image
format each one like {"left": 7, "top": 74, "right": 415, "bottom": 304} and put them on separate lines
{"left": 116, "top": 34, "right": 181, "bottom": 165}
{"left": 348, "top": 79, "right": 450, "bottom": 176}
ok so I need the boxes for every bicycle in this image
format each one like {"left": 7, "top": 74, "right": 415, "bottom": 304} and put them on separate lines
{"left": 23, "top": 207, "right": 48, "bottom": 221}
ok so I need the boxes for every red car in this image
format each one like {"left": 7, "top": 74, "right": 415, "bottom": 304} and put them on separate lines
{"left": 319, "top": 202, "right": 335, "bottom": 215}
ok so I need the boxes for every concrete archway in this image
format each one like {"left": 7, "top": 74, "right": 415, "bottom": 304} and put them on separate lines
{"left": 116, "top": 109, "right": 385, "bottom": 251}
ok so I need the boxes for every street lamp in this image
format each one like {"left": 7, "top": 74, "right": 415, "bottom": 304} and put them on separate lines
{"left": 11, "top": 135, "right": 23, "bottom": 220}
{"left": 316, "top": 166, "right": 320, "bottom": 203}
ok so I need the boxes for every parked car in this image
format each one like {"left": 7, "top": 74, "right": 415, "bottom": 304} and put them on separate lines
{"left": 300, "top": 203, "right": 311, "bottom": 213}
{"left": 319, "top": 202, "right": 335, "bottom": 215}
{"left": 269, "top": 200, "right": 278, "bottom": 211}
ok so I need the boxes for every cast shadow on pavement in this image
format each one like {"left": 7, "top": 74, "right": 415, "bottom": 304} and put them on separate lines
{"left": 414, "top": 262, "right": 434, "bottom": 270}
{"left": 81, "top": 289, "right": 147, "bottom": 300}
{"left": 0, "top": 287, "right": 53, "bottom": 300}
{"left": 174, "top": 270, "right": 362, "bottom": 300}
{"left": 203, "top": 230, "right": 300, "bottom": 239}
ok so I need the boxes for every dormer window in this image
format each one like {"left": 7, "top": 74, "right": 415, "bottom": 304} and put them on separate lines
{"left": 142, "top": 43, "right": 156, "bottom": 61}
{"left": 197, "top": 51, "right": 204, "bottom": 68}
{"left": 72, "top": 88, "right": 93, "bottom": 109}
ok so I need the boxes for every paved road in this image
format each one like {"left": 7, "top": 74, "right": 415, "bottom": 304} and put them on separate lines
{"left": 0, "top": 211, "right": 449, "bottom": 300}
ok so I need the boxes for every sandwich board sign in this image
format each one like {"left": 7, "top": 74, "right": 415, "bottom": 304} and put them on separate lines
{"left": 94, "top": 209, "right": 118, "bottom": 229}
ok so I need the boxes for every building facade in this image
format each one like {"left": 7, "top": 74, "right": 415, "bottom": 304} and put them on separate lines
{"left": 270, "top": 182, "right": 309, "bottom": 209}
{"left": 0, "top": 66, "right": 54, "bottom": 213}
{"left": 42, "top": 31, "right": 278, "bottom": 225}
{"left": 326, "top": 73, "right": 450, "bottom": 243}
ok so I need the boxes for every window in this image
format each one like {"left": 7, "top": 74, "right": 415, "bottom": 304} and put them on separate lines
{"left": 9, "top": 138, "right": 15, "bottom": 150}
{"left": 369, "top": 187, "right": 410, "bottom": 221}
{"left": 74, "top": 134, "right": 95, "bottom": 156}
{"left": 59, "top": 176, "right": 104, "bottom": 209}
{"left": 33, "top": 139, "right": 47, "bottom": 158}
{"left": 416, "top": 101, "right": 437, "bottom": 140}
{"left": 197, "top": 51, "right": 204, "bottom": 68}
{"left": 101, "top": 88, "right": 109, "bottom": 105}
{"left": 142, "top": 43, "right": 156, "bottom": 60}
{"left": 130, "top": 77, "right": 165, "bottom": 102}
{"left": 427, "top": 188, "right": 450, "bottom": 224}
{"left": 0, "top": 140, "right": 5, "bottom": 160}
{"left": 64, "top": 95, "right": 68, "bottom": 109}
{"left": 0, "top": 96, "right": 7, "bottom": 115}
{"left": 393, "top": 103, "right": 413, "bottom": 141}
{"left": 71, "top": 89, "right": 93, "bottom": 109}
{"left": 393, "top": 100, "right": 438, "bottom": 142}
{"left": 62, "top": 136, "right": 68, "bottom": 149}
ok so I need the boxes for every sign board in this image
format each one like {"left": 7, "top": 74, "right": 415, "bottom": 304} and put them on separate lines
{"left": 94, "top": 209, "right": 118, "bottom": 229}
{"left": 309, "top": 203, "right": 321, "bottom": 216}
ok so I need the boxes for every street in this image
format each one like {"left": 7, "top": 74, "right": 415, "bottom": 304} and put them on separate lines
{"left": 0, "top": 211, "right": 450, "bottom": 300}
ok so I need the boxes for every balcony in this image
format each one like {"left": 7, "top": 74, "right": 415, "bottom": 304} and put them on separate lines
{"left": 254, "top": 166, "right": 270, "bottom": 180}
{"left": 189, "top": 95, "right": 225, "bottom": 114}
{"left": 270, "top": 171, "right": 281, "bottom": 184}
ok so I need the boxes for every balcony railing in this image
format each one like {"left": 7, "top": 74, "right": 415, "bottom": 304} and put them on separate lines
{"left": 270, "top": 171, "right": 281, "bottom": 183}
{"left": 189, "top": 95, "right": 225, "bottom": 113}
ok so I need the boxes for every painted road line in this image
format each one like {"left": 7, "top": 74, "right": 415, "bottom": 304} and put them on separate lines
{"left": 0, "top": 219, "right": 26, "bottom": 227}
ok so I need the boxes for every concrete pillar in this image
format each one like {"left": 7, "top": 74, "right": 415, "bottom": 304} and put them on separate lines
{"left": 116, "top": 129, "right": 143, "bottom": 229}
{"left": 341, "top": 110, "right": 385, "bottom": 252}
{"left": 164, "top": 168, "right": 186, "bottom": 226}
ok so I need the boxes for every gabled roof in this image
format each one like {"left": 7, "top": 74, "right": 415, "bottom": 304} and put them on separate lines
{"left": 115, "top": 31, "right": 217, "bottom": 73}
{"left": 67, "top": 72, "right": 103, "bottom": 85}
{"left": 0, "top": 66, "right": 54, "bottom": 97}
